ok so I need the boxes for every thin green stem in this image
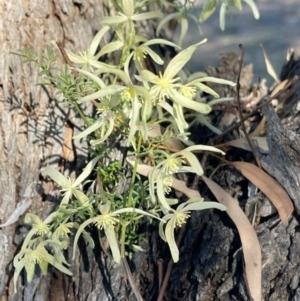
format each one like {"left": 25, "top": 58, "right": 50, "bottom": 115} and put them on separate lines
{"left": 127, "top": 133, "right": 143, "bottom": 207}
{"left": 72, "top": 101, "right": 91, "bottom": 126}
{"left": 120, "top": 222, "right": 129, "bottom": 258}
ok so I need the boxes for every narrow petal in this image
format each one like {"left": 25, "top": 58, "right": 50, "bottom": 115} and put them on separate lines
{"left": 90, "top": 116, "right": 114, "bottom": 145}
{"left": 73, "top": 118, "right": 104, "bottom": 140}
{"left": 156, "top": 174, "right": 172, "bottom": 211}
{"left": 140, "top": 70, "right": 160, "bottom": 85}
{"left": 165, "top": 217, "right": 179, "bottom": 262}
{"left": 89, "top": 26, "right": 110, "bottom": 57}
{"left": 77, "top": 85, "right": 125, "bottom": 104}
{"left": 74, "top": 68, "right": 106, "bottom": 89}
{"left": 13, "top": 261, "right": 25, "bottom": 293}
{"left": 169, "top": 89, "right": 211, "bottom": 114}
{"left": 219, "top": 2, "right": 227, "bottom": 31}
{"left": 178, "top": 17, "right": 188, "bottom": 47}
{"left": 134, "top": 85, "right": 152, "bottom": 121}
{"left": 156, "top": 12, "right": 181, "bottom": 37}
{"left": 113, "top": 208, "right": 165, "bottom": 222}
{"left": 45, "top": 253, "right": 72, "bottom": 275}
{"left": 73, "top": 217, "right": 96, "bottom": 259}
{"left": 192, "top": 82, "right": 219, "bottom": 97}
{"left": 243, "top": 0, "right": 260, "bottom": 19}
{"left": 124, "top": 52, "right": 135, "bottom": 79}
{"left": 194, "top": 114, "right": 222, "bottom": 135}
{"left": 90, "top": 60, "right": 117, "bottom": 69}
{"left": 74, "top": 155, "right": 101, "bottom": 186}
{"left": 45, "top": 166, "right": 69, "bottom": 187}
{"left": 164, "top": 40, "right": 207, "bottom": 81}
{"left": 95, "top": 41, "right": 124, "bottom": 59}
{"left": 100, "top": 15, "right": 127, "bottom": 24}
{"left": 196, "top": 76, "right": 236, "bottom": 86}
{"left": 141, "top": 45, "right": 164, "bottom": 65}
{"left": 64, "top": 49, "right": 85, "bottom": 64}
{"left": 96, "top": 67, "right": 131, "bottom": 86}
{"left": 176, "top": 150, "right": 203, "bottom": 175}
{"left": 60, "top": 190, "right": 72, "bottom": 205}
{"left": 73, "top": 189, "right": 89, "bottom": 204}
{"left": 131, "top": 11, "right": 163, "bottom": 21}
{"left": 145, "top": 39, "right": 179, "bottom": 49}
{"left": 173, "top": 103, "right": 189, "bottom": 130}
{"left": 127, "top": 97, "right": 141, "bottom": 146}
{"left": 105, "top": 227, "right": 121, "bottom": 263}
{"left": 184, "top": 200, "right": 226, "bottom": 211}
{"left": 25, "top": 262, "right": 36, "bottom": 282}
{"left": 158, "top": 215, "right": 173, "bottom": 241}
{"left": 185, "top": 144, "right": 225, "bottom": 155}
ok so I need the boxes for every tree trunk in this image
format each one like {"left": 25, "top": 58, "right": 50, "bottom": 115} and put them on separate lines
{"left": 1, "top": 1, "right": 300, "bottom": 301}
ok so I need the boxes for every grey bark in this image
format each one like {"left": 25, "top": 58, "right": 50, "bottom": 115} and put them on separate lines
{"left": 1, "top": 1, "right": 300, "bottom": 301}
{"left": 0, "top": 0, "right": 108, "bottom": 299}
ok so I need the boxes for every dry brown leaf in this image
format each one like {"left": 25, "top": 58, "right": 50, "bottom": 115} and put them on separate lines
{"left": 260, "top": 44, "right": 279, "bottom": 83}
{"left": 225, "top": 137, "right": 269, "bottom": 154}
{"left": 249, "top": 116, "right": 266, "bottom": 137}
{"left": 127, "top": 159, "right": 200, "bottom": 199}
{"left": 231, "top": 161, "right": 293, "bottom": 224}
{"left": 270, "top": 79, "right": 289, "bottom": 97}
{"left": 202, "top": 175, "right": 261, "bottom": 301}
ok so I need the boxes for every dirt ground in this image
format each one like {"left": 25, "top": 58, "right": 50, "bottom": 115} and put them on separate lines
{"left": 179, "top": 0, "right": 300, "bottom": 83}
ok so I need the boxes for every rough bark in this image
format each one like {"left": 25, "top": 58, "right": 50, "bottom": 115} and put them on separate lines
{"left": 0, "top": 1, "right": 112, "bottom": 300}
{"left": 2, "top": 1, "right": 300, "bottom": 301}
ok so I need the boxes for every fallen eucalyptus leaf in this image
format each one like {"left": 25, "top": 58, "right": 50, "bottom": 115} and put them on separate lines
{"left": 202, "top": 175, "right": 261, "bottom": 301}
{"left": 231, "top": 161, "right": 293, "bottom": 224}
{"left": 225, "top": 137, "right": 269, "bottom": 154}
{"left": 260, "top": 44, "right": 279, "bottom": 83}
